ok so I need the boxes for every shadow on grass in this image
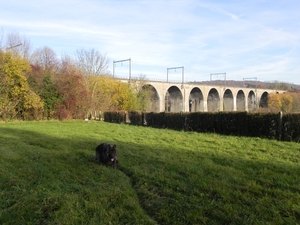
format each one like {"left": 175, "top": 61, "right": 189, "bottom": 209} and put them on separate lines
{"left": 1, "top": 125, "right": 300, "bottom": 225}
{"left": 0, "top": 127, "right": 157, "bottom": 225}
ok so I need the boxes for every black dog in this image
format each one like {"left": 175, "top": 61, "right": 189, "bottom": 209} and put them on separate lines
{"left": 95, "top": 143, "right": 118, "bottom": 169}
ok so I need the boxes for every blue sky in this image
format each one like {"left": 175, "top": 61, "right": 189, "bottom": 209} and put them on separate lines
{"left": 1, "top": 0, "right": 300, "bottom": 84}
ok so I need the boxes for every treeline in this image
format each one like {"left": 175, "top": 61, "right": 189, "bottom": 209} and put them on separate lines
{"left": 0, "top": 32, "right": 149, "bottom": 121}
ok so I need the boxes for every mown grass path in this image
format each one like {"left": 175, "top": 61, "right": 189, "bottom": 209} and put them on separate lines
{"left": 1, "top": 120, "right": 300, "bottom": 224}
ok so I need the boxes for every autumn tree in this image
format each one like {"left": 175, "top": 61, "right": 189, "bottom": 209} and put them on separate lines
{"left": 0, "top": 50, "right": 43, "bottom": 120}
{"left": 290, "top": 91, "right": 300, "bottom": 112}
{"left": 281, "top": 93, "right": 293, "bottom": 112}
{"left": 268, "top": 92, "right": 293, "bottom": 112}
{"left": 91, "top": 76, "right": 137, "bottom": 113}
{"left": 55, "top": 59, "right": 88, "bottom": 120}
{"left": 110, "top": 80, "right": 137, "bottom": 111}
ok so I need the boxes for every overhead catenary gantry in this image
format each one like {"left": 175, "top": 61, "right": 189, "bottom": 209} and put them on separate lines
{"left": 113, "top": 58, "right": 131, "bottom": 82}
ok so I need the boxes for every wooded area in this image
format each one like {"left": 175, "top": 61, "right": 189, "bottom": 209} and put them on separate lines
{"left": 0, "top": 32, "right": 152, "bottom": 121}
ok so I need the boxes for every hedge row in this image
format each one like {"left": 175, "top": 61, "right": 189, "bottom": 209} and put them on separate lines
{"left": 103, "top": 111, "right": 145, "bottom": 125}
{"left": 103, "top": 111, "right": 300, "bottom": 142}
{"left": 103, "top": 111, "right": 126, "bottom": 124}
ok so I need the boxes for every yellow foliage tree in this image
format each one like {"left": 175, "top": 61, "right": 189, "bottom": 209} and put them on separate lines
{"left": 23, "top": 90, "right": 45, "bottom": 119}
{"left": 290, "top": 91, "right": 300, "bottom": 112}
{"left": 91, "top": 76, "right": 137, "bottom": 113}
{"left": 110, "top": 81, "right": 137, "bottom": 110}
{"left": 0, "top": 51, "right": 44, "bottom": 120}
{"left": 268, "top": 92, "right": 293, "bottom": 112}
{"left": 268, "top": 93, "right": 281, "bottom": 111}
{"left": 281, "top": 93, "right": 293, "bottom": 112}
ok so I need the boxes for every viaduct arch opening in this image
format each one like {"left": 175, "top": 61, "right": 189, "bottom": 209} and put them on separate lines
{"left": 223, "top": 89, "right": 234, "bottom": 111}
{"left": 248, "top": 91, "right": 256, "bottom": 112}
{"left": 207, "top": 88, "right": 220, "bottom": 112}
{"left": 236, "top": 90, "right": 246, "bottom": 111}
{"left": 141, "top": 84, "right": 160, "bottom": 112}
{"left": 189, "top": 87, "right": 204, "bottom": 112}
{"left": 165, "top": 86, "right": 183, "bottom": 112}
{"left": 259, "top": 92, "right": 268, "bottom": 108}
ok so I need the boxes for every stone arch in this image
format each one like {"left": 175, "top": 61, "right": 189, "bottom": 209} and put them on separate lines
{"left": 165, "top": 86, "right": 183, "bottom": 112}
{"left": 189, "top": 87, "right": 204, "bottom": 112}
{"left": 207, "top": 88, "right": 220, "bottom": 112}
{"left": 223, "top": 89, "right": 234, "bottom": 111}
{"left": 248, "top": 90, "right": 256, "bottom": 112}
{"left": 259, "top": 92, "right": 268, "bottom": 108}
{"left": 141, "top": 84, "right": 160, "bottom": 112}
{"left": 236, "top": 90, "right": 246, "bottom": 111}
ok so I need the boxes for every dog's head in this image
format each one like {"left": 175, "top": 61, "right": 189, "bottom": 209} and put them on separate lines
{"left": 108, "top": 144, "right": 117, "bottom": 162}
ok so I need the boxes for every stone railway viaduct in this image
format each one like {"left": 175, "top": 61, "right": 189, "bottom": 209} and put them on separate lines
{"left": 119, "top": 78, "right": 284, "bottom": 113}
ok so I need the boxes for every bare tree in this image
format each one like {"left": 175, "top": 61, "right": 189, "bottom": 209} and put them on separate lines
{"left": 0, "top": 29, "right": 3, "bottom": 50}
{"left": 5, "top": 31, "right": 31, "bottom": 59}
{"left": 75, "top": 48, "right": 109, "bottom": 76}
{"left": 74, "top": 48, "right": 110, "bottom": 114}
{"left": 30, "top": 46, "right": 59, "bottom": 76}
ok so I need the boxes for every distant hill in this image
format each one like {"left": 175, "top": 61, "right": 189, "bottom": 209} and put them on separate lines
{"left": 187, "top": 80, "right": 300, "bottom": 91}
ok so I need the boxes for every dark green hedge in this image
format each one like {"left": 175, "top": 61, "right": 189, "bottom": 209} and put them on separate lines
{"left": 281, "top": 113, "right": 300, "bottom": 141}
{"left": 128, "top": 111, "right": 144, "bottom": 125}
{"left": 103, "top": 111, "right": 144, "bottom": 125}
{"left": 103, "top": 111, "right": 126, "bottom": 123}
{"left": 104, "top": 111, "right": 300, "bottom": 142}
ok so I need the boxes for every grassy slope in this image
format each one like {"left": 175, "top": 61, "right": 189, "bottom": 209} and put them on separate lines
{"left": 0, "top": 121, "right": 299, "bottom": 225}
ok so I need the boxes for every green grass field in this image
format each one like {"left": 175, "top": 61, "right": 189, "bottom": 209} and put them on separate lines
{"left": 0, "top": 120, "right": 299, "bottom": 225}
